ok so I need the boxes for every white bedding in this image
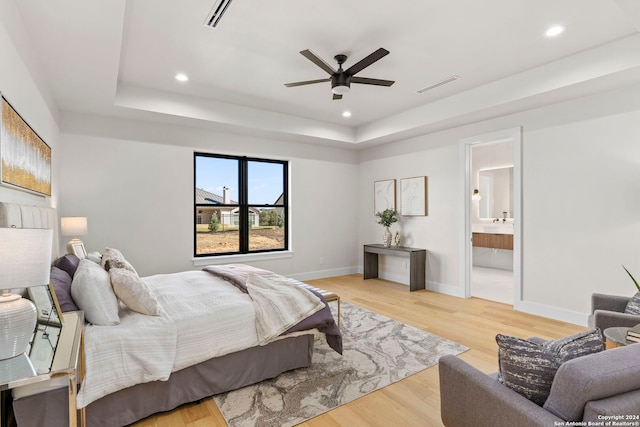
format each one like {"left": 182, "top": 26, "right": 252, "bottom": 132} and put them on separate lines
{"left": 247, "top": 273, "right": 324, "bottom": 344}
{"left": 78, "top": 271, "right": 260, "bottom": 408}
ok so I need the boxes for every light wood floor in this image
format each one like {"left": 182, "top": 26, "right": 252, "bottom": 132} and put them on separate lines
{"left": 131, "top": 274, "right": 584, "bottom": 427}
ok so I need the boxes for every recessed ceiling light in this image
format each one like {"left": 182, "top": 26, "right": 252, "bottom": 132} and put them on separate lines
{"left": 545, "top": 25, "right": 565, "bottom": 37}
{"left": 342, "top": 111, "right": 352, "bottom": 118}
{"left": 175, "top": 73, "right": 189, "bottom": 82}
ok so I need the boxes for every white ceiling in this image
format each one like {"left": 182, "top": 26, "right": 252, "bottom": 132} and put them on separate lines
{"left": 13, "top": 0, "right": 640, "bottom": 147}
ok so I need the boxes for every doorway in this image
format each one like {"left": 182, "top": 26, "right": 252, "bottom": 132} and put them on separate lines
{"left": 460, "top": 128, "right": 522, "bottom": 308}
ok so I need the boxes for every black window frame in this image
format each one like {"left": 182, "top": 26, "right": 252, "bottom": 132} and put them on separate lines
{"left": 194, "top": 152, "right": 289, "bottom": 257}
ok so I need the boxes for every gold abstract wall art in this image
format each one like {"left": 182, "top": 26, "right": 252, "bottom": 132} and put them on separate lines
{"left": 0, "top": 94, "right": 51, "bottom": 196}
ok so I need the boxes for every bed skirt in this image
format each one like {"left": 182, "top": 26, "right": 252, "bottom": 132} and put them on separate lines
{"left": 13, "top": 334, "right": 315, "bottom": 427}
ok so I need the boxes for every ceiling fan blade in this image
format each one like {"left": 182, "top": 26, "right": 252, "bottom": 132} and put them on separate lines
{"left": 344, "top": 48, "right": 390, "bottom": 76}
{"left": 300, "top": 49, "right": 336, "bottom": 75}
{"left": 333, "top": 93, "right": 343, "bottom": 100}
{"left": 284, "top": 78, "right": 330, "bottom": 88}
{"left": 351, "top": 76, "right": 395, "bottom": 87}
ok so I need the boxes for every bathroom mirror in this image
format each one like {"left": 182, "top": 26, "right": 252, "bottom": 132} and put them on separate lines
{"left": 478, "top": 166, "right": 513, "bottom": 219}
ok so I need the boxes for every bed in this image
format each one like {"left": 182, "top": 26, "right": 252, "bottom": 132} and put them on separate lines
{"left": 1, "top": 203, "right": 341, "bottom": 427}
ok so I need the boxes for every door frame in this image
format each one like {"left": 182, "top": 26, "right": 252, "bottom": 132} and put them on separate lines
{"left": 459, "top": 127, "right": 522, "bottom": 309}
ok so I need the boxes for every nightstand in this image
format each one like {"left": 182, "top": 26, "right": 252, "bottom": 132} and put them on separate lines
{"left": 1, "top": 310, "right": 84, "bottom": 427}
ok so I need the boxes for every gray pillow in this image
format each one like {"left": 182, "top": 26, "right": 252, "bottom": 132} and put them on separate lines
{"left": 496, "top": 334, "right": 559, "bottom": 405}
{"left": 54, "top": 253, "right": 81, "bottom": 278}
{"left": 496, "top": 329, "right": 604, "bottom": 406}
{"left": 50, "top": 266, "right": 79, "bottom": 312}
{"left": 543, "top": 328, "right": 604, "bottom": 362}
{"left": 624, "top": 292, "right": 640, "bottom": 315}
{"left": 71, "top": 259, "right": 120, "bottom": 325}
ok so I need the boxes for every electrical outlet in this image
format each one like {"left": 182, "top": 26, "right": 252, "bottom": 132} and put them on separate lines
{"left": 403, "top": 261, "right": 408, "bottom": 269}
{"left": 319, "top": 257, "right": 324, "bottom": 265}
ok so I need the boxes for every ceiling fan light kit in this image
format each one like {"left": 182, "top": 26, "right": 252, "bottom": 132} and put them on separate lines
{"left": 285, "top": 48, "right": 394, "bottom": 100}
{"left": 332, "top": 85, "right": 350, "bottom": 95}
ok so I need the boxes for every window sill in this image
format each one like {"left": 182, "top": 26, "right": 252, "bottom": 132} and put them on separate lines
{"left": 192, "top": 250, "right": 293, "bottom": 267}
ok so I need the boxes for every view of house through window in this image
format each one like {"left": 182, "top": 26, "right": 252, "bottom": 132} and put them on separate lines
{"left": 194, "top": 153, "right": 288, "bottom": 256}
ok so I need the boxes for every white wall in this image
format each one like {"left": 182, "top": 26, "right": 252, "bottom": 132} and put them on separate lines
{"left": 359, "top": 141, "right": 461, "bottom": 294}
{"left": 523, "top": 109, "right": 640, "bottom": 315}
{"left": 358, "top": 84, "right": 640, "bottom": 324}
{"left": 0, "top": 0, "right": 60, "bottom": 208}
{"left": 58, "top": 114, "right": 360, "bottom": 277}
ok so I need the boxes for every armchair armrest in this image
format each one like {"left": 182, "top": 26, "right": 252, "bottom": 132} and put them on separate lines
{"left": 438, "top": 355, "right": 563, "bottom": 427}
{"left": 592, "top": 293, "right": 630, "bottom": 313}
{"left": 592, "top": 310, "right": 640, "bottom": 331}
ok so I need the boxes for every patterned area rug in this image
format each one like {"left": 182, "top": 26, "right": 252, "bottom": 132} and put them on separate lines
{"left": 213, "top": 301, "right": 468, "bottom": 427}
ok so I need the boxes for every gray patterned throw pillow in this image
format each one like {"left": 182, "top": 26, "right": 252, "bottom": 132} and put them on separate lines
{"left": 625, "top": 292, "right": 640, "bottom": 315}
{"left": 496, "top": 329, "right": 603, "bottom": 406}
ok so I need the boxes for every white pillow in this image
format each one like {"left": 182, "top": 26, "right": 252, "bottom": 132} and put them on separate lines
{"left": 109, "top": 268, "right": 160, "bottom": 316}
{"left": 71, "top": 259, "right": 120, "bottom": 325}
{"left": 85, "top": 251, "right": 102, "bottom": 264}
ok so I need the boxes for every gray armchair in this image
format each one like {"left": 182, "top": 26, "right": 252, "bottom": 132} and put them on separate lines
{"left": 439, "top": 343, "right": 640, "bottom": 427}
{"left": 589, "top": 293, "right": 640, "bottom": 331}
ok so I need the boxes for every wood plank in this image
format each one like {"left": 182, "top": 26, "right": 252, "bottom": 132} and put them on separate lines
{"left": 130, "top": 274, "right": 584, "bottom": 427}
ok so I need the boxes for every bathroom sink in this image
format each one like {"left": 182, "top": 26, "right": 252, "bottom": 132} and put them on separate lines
{"left": 473, "top": 224, "right": 514, "bottom": 234}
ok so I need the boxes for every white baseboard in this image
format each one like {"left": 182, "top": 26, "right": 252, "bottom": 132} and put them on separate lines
{"left": 515, "top": 300, "right": 588, "bottom": 327}
{"left": 426, "top": 281, "right": 466, "bottom": 298}
{"left": 291, "top": 266, "right": 359, "bottom": 282}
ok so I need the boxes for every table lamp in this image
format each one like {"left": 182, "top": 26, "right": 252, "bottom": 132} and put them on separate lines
{"left": 60, "top": 216, "right": 87, "bottom": 254}
{"left": 0, "top": 228, "right": 53, "bottom": 361}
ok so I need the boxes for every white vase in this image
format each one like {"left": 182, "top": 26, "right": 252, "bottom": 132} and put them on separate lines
{"left": 382, "top": 227, "right": 392, "bottom": 247}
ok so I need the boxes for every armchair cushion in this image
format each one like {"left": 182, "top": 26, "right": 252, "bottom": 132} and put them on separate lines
{"left": 496, "top": 329, "right": 603, "bottom": 406}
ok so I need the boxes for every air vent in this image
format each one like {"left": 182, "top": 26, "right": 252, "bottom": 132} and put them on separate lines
{"left": 205, "top": 0, "right": 233, "bottom": 28}
{"left": 417, "top": 75, "right": 461, "bottom": 94}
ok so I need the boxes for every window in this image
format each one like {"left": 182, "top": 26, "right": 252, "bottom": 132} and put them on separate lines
{"left": 194, "top": 153, "right": 288, "bottom": 256}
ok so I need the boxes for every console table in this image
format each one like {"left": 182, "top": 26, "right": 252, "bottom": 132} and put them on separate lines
{"left": 363, "top": 244, "right": 426, "bottom": 291}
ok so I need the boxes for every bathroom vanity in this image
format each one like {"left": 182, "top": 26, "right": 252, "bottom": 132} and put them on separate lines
{"left": 472, "top": 232, "right": 513, "bottom": 250}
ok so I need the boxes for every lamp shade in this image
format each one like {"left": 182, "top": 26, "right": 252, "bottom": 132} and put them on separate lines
{"left": 0, "top": 228, "right": 53, "bottom": 291}
{"left": 0, "top": 228, "right": 53, "bottom": 360}
{"left": 60, "top": 217, "right": 87, "bottom": 237}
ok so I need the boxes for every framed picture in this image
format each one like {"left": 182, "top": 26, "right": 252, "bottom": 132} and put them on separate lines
{"left": 0, "top": 93, "right": 51, "bottom": 196}
{"left": 401, "top": 176, "right": 428, "bottom": 216}
{"left": 374, "top": 179, "right": 396, "bottom": 214}
{"left": 70, "top": 241, "right": 87, "bottom": 259}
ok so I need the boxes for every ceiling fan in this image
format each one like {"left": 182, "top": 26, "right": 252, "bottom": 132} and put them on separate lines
{"left": 284, "top": 48, "right": 395, "bottom": 100}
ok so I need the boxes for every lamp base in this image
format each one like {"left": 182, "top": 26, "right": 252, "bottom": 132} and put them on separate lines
{"left": 0, "top": 353, "right": 36, "bottom": 384}
{"left": 0, "top": 294, "right": 37, "bottom": 361}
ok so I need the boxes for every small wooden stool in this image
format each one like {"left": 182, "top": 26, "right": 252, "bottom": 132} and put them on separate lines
{"left": 297, "top": 283, "right": 341, "bottom": 328}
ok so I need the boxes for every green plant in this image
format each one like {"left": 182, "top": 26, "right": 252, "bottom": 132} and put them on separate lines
{"left": 208, "top": 214, "right": 220, "bottom": 232}
{"left": 623, "top": 265, "right": 640, "bottom": 292}
{"left": 375, "top": 209, "right": 399, "bottom": 227}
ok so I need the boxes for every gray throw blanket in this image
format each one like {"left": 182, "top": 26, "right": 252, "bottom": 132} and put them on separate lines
{"left": 203, "top": 265, "right": 342, "bottom": 354}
